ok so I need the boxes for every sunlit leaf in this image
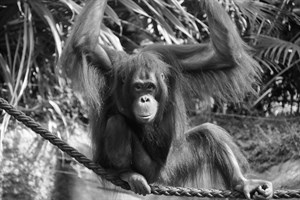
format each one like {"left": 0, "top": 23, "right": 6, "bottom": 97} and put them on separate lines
{"left": 12, "top": 3, "right": 29, "bottom": 104}
{"left": 4, "top": 30, "right": 12, "bottom": 67}
{"left": 29, "top": 0, "right": 62, "bottom": 56}
{"left": 141, "top": 0, "right": 178, "bottom": 44}
{"left": 253, "top": 59, "right": 300, "bottom": 107}
{"left": 232, "top": 0, "right": 291, "bottom": 34}
{"left": 252, "top": 88, "right": 272, "bottom": 107}
{"left": 254, "top": 35, "right": 300, "bottom": 67}
{"left": 152, "top": 1, "right": 194, "bottom": 39}
{"left": 49, "top": 100, "right": 68, "bottom": 128}
{"left": 16, "top": 8, "right": 34, "bottom": 103}
{"left": 59, "top": 0, "right": 82, "bottom": 15}
{"left": 12, "top": 32, "right": 22, "bottom": 81}
{"left": 118, "top": 0, "right": 150, "bottom": 17}
{"left": 168, "top": 0, "right": 198, "bottom": 31}
{"left": 0, "top": 54, "right": 13, "bottom": 95}
{"left": 100, "top": 24, "right": 123, "bottom": 50}
{"left": 105, "top": 5, "right": 121, "bottom": 26}
{"left": 234, "top": 0, "right": 279, "bottom": 22}
{"left": 254, "top": 56, "right": 276, "bottom": 73}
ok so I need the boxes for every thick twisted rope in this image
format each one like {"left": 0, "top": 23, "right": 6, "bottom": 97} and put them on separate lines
{"left": 0, "top": 97, "right": 299, "bottom": 199}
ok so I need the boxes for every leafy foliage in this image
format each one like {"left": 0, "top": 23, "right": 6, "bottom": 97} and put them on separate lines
{"left": 247, "top": 0, "right": 300, "bottom": 115}
{"left": 0, "top": 0, "right": 300, "bottom": 129}
{"left": 1, "top": 0, "right": 300, "bottom": 198}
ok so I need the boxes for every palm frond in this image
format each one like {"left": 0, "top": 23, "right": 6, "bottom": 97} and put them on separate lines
{"left": 252, "top": 59, "right": 300, "bottom": 107}
{"left": 29, "top": 0, "right": 62, "bottom": 57}
{"left": 235, "top": 0, "right": 277, "bottom": 20}
{"left": 108, "top": 0, "right": 199, "bottom": 44}
{"left": 59, "top": 0, "right": 82, "bottom": 15}
{"left": 105, "top": 5, "right": 121, "bottom": 26}
{"left": 232, "top": 0, "right": 293, "bottom": 33}
{"left": 254, "top": 35, "right": 300, "bottom": 67}
{"left": 119, "top": 0, "right": 150, "bottom": 17}
{"left": 152, "top": 1, "right": 194, "bottom": 40}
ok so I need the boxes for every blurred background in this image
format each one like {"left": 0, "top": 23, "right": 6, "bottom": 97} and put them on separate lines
{"left": 0, "top": 0, "right": 300, "bottom": 199}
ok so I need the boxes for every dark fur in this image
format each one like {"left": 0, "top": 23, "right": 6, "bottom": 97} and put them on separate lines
{"left": 60, "top": 0, "right": 259, "bottom": 192}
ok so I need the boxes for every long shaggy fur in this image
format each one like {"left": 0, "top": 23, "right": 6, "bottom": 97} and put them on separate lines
{"left": 59, "top": 0, "right": 264, "bottom": 198}
{"left": 142, "top": 0, "right": 261, "bottom": 103}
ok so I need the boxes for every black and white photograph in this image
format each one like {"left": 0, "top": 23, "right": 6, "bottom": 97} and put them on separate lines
{"left": 0, "top": 0, "right": 300, "bottom": 199}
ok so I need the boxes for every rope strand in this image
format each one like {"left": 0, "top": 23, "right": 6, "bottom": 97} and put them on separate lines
{"left": 0, "top": 97, "right": 299, "bottom": 199}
